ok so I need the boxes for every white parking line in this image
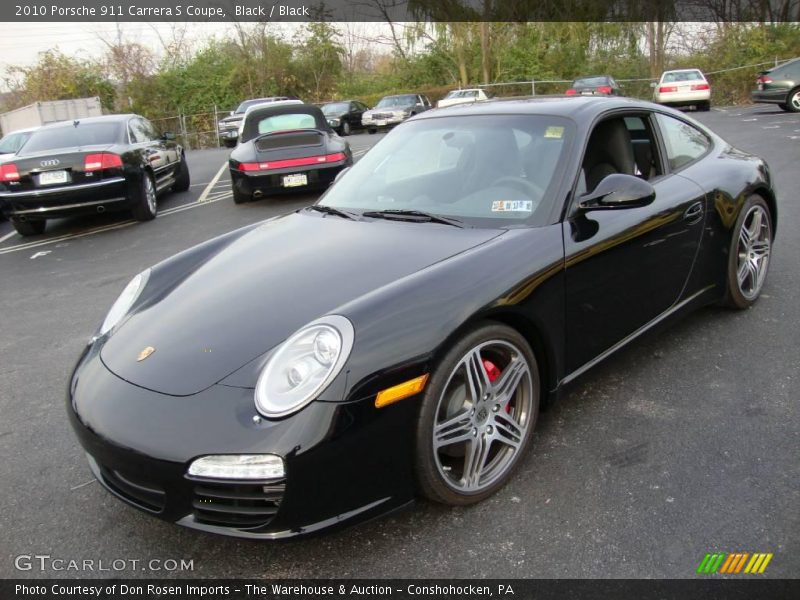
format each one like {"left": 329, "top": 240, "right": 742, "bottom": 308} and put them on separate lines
{"left": 197, "top": 162, "right": 228, "bottom": 203}
{"left": 0, "top": 230, "right": 17, "bottom": 244}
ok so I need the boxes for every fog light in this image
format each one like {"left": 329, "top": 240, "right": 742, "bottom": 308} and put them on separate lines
{"left": 187, "top": 455, "right": 285, "bottom": 480}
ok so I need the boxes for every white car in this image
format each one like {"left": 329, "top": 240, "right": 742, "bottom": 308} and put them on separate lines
{"left": 653, "top": 69, "right": 711, "bottom": 111}
{"left": 0, "top": 126, "right": 38, "bottom": 162}
{"left": 437, "top": 88, "right": 489, "bottom": 108}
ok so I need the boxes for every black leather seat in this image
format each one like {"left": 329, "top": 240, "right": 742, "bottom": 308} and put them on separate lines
{"left": 582, "top": 119, "right": 636, "bottom": 192}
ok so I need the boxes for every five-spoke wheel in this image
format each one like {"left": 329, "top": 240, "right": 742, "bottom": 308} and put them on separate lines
{"left": 726, "top": 195, "right": 773, "bottom": 308}
{"left": 416, "top": 323, "right": 539, "bottom": 504}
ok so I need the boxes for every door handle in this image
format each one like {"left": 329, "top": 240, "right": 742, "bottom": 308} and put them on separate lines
{"left": 683, "top": 201, "right": 703, "bottom": 224}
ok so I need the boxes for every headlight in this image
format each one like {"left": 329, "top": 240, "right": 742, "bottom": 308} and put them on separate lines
{"left": 328, "top": 118, "right": 340, "bottom": 126}
{"left": 255, "top": 315, "right": 354, "bottom": 418}
{"left": 97, "top": 269, "right": 150, "bottom": 338}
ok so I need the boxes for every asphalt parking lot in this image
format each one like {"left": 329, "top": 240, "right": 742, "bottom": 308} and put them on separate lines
{"left": 1, "top": 107, "right": 798, "bottom": 579}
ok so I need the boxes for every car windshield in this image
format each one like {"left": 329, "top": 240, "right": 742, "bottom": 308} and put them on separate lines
{"left": 235, "top": 99, "right": 277, "bottom": 114}
{"left": 446, "top": 90, "right": 479, "bottom": 98}
{"left": 320, "top": 115, "right": 573, "bottom": 228}
{"left": 376, "top": 95, "right": 416, "bottom": 108}
{"left": 256, "top": 113, "right": 317, "bottom": 134}
{"left": 573, "top": 77, "right": 609, "bottom": 87}
{"left": 21, "top": 122, "right": 122, "bottom": 153}
{"left": 662, "top": 71, "right": 704, "bottom": 83}
{"left": 0, "top": 130, "right": 32, "bottom": 154}
{"left": 322, "top": 102, "right": 349, "bottom": 115}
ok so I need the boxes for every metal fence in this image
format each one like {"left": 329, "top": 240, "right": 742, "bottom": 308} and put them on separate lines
{"left": 151, "top": 57, "right": 795, "bottom": 150}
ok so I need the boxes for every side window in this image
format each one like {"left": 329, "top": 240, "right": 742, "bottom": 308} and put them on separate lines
{"left": 141, "top": 118, "right": 159, "bottom": 141}
{"left": 655, "top": 113, "right": 711, "bottom": 171}
{"left": 129, "top": 118, "right": 153, "bottom": 143}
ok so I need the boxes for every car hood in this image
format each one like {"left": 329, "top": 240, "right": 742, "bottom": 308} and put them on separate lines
{"left": 100, "top": 211, "right": 504, "bottom": 396}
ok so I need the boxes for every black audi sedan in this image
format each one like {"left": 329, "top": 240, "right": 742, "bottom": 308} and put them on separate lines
{"left": 0, "top": 114, "right": 189, "bottom": 236}
{"left": 68, "top": 97, "right": 776, "bottom": 539}
{"left": 228, "top": 103, "right": 352, "bottom": 204}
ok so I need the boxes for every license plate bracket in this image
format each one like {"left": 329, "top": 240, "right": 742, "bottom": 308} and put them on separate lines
{"left": 282, "top": 173, "right": 308, "bottom": 188}
{"left": 38, "top": 170, "right": 69, "bottom": 186}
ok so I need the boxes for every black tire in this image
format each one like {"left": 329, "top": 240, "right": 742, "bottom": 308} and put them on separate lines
{"left": 232, "top": 187, "right": 251, "bottom": 205}
{"left": 722, "top": 195, "right": 773, "bottom": 309}
{"left": 786, "top": 88, "right": 800, "bottom": 113}
{"left": 12, "top": 219, "right": 46, "bottom": 237}
{"left": 172, "top": 153, "right": 190, "bottom": 192}
{"left": 415, "top": 322, "right": 540, "bottom": 506}
{"left": 223, "top": 138, "right": 237, "bottom": 148}
{"left": 698, "top": 101, "right": 711, "bottom": 112}
{"left": 130, "top": 171, "right": 157, "bottom": 222}
{"left": 341, "top": 121, "right": 351, "bottom": 136}
{"left": 778, "top": 103, "right": 789, "bottom": 111}
{"left": 368, "top": 128, "right": 377, "bottom": 135}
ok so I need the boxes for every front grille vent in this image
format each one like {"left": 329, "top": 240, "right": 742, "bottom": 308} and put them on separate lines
{"left": 99, "top": 466, "right": 166, "bottom": 513}
{"left": 192, "top": 481, "right": 285, "bottom": 529}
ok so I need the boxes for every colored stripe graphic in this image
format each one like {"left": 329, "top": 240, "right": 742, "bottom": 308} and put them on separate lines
{"left": 734, "top": 552, "right": 750, "bottom": 573}
{"left": 698, "top": 552, "right": 773, "bottom": 574}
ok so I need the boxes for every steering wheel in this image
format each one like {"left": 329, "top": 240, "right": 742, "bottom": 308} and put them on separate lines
{"left": 491, "top": 176, "right": 544, "bottom": 199}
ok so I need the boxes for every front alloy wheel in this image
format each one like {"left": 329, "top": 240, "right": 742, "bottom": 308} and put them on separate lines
{"left": 788, "top": 88, "right": 800, "bottom": 113}
{"left": 416, "top": 324, "right": 539, "bottom": 504}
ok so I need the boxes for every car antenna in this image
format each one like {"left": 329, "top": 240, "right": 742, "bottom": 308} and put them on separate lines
{"left": 73, "top": 120, "right": 80, "bottom": 127}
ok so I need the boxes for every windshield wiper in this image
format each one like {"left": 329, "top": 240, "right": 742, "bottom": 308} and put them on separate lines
{"left": 306, "top": 205, "right": 361, "bottom": 221}
{"left": 361, "top": 209, "right": 465, "bottom": 228}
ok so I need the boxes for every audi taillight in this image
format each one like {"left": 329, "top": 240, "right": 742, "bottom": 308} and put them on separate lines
{"left": 691, "top": 83, "right": 710, "bottom": 91}
{"left": 84, "top": 153, "right": 123, "bottom": 172}
{"left": 757, "top": 75, "right": 772, "bottom": 84}
{"left": 659, "top": 86, "right": 678, "bottom": 93}
{"left": 0, "top": 163, "right": 20, "bottom": 182}
{"left": 597, "top": 85, "right": 613, "bottom": 94}
{"left": 565, "top": 88, "right": 577, "bottom": 96}
{"left": 237, "top": 153, "right": 347, "bottom": 172}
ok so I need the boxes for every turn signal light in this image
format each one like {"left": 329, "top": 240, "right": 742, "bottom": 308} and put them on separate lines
{"left": 238, "top": 153, "right": 347, "bottom": 172}
{"left": 691, "top": 83, "right": 710, "bottom": 91}
{"left": 375, "top": 374, "right": 429, "bottom": 408}
{"left": 84, "top": 153, "right": 123, "bottom": 172}
{"left": 0, "top": 163, "right": 20, "bottom": 182}
{"left": 565, "top": 88, "right": 577, "bottom": 96}
{"left": 596, "top": 85, "right": 613, "bottom": 94}
{"left": 659, "top": 86, "right": 678, "bottom": 93}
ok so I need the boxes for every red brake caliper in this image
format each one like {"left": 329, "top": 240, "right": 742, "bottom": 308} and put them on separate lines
{"left": 482, "top": 359, "right": 511, "bottom": 413}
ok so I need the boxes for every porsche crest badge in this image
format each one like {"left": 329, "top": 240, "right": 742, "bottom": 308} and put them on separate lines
{"left": 137, "top": 346, "right": 156, "bottom": 362}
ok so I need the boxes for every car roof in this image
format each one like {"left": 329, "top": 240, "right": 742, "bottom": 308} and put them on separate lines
{"left": 243, "top": 99, "right": 304, "bottom": 114}
{"left": 420, "top": 95, "right": 662, "bottom": 122}
{"left": 34, "top": 114, "right": 135, "bottom": 129}
{"left": 1, "top": 126, "right": 39, "bottom": 136}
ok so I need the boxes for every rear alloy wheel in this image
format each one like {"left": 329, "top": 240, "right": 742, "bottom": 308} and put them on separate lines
{"left": 172, "top": 153, "right": 191, "bottom": 192}
{"left": 12, "top": 219, "right": 46, "bottom": 237}
{"left": 787, "top": 88, "right": 800, "bottom": 113}
{"left": 341, "top": 121, "right": 351, "bottom": 136}
{"left": 724, "top": 196, "right": 772, "bottom": 309}
{"left": 415, "top": 323, "right": 539, "bottom": 505}
{"left": 131, "top": 172, "right": 157, "bottom": 222}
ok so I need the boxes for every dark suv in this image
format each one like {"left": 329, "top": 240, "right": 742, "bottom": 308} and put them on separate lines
{"left": 751, "top": 57, "right": 800, "bottom": 112}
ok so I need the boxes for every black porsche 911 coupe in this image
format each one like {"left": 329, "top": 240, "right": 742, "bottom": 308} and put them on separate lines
{"left": 0, "top": 114, "right": 189, "bottom": 236}
{"left": 68, "top": 97, "right": 776, "bottom": 539}
{"left": 228, "top": 103, "right": 352, "bottom": 204}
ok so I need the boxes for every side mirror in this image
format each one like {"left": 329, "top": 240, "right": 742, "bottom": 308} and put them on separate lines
{"left": 649, "top": 82, "right": 657, "bottom": 88}
{"left": 578, "top": 174, "right": 655, "bottom": 211}
{"left": 161, "top": 131, "right": 176, "bottom": 141}
{"left": 334, "top": 166, "right": 350, "bottom": 183}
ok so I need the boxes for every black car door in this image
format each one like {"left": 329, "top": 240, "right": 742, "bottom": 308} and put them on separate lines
{"left": 349, "top": 102, "right": 364, "bottom": 127}
{"left": 131, "top": 117, "right": 175, "bottom": 190}
{"left": 562, "top": 111, "right": 707, "bottom": 376}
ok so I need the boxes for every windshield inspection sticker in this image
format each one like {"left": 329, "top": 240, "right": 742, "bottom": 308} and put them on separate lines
{"left": 544, "top": 126, "right": 565, "bottom": 139}
{"left": 492, "top": 200, "right": 533, "bottom": 213}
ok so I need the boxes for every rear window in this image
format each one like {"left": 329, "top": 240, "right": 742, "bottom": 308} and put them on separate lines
{"left": 22, "top": 122, "right": 122, "bottom": 153}
{"left": 662, "top": 71, "right": 705, "bottom": 83}
{"left": 574, "top": 77, "right": 609, "bottom": 87}
{"left": 257, "top": 113, "right": 317, "bottom": 134}
{"left": 0, "top": 131, "right": 32, "bottom": 154}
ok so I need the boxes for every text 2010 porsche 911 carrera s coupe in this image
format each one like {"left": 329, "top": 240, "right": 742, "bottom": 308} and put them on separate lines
{"left": 68, "top": 97, "right": 776, "bottom": 539}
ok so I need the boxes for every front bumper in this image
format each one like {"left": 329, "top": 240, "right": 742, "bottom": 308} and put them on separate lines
{"left": 362, "top": 115, "right": 406, "bottom": 129}
{"left": 0, "top": 177, "right": 130, "bottom": 219}
{"left": 230, "top": 161, "right": 347, "bottom": 197}
{"left": 67, "top": 345, "right": 417, "bottom": 539}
